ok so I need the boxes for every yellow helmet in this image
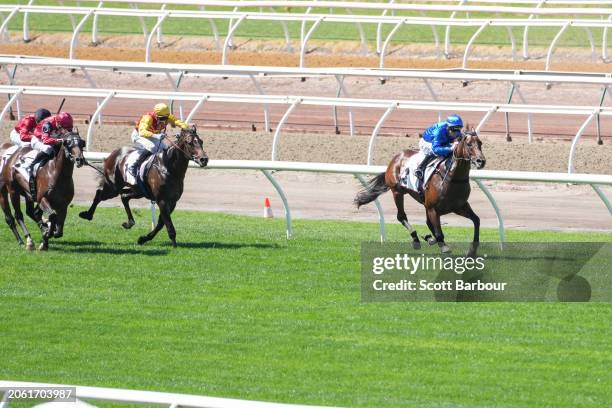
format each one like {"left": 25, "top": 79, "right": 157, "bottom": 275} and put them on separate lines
{"left": 153, "top": 103, "right": 170, "bottom": 117}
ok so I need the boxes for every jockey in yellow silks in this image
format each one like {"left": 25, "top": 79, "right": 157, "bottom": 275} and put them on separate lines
{"left": 129, "top": 103, "right": 189, "bottom": 176}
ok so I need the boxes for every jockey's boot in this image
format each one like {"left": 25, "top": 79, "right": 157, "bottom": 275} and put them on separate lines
{"left": 28, "top": 152, "right": 51, "bottom": 199}
{"left": 129, "top": 150, "right": 151, "bottom": 178}
{"left": 415, "top": 153, "right": 436, "bottom": 195}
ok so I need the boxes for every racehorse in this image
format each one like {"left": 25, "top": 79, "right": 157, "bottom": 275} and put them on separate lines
{"left": 78, "top": 125, "right": 208, "bottom": 247}
{"left": 355, "top": 128, "right": 486, "bottom": 257}
{"left": 0, "top": 130, "right": 86, "bottom": 250}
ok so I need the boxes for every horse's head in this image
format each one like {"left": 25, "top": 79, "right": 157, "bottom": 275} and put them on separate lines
{"left": 454, "top": 126, "right": 486, "bottom": 169}
{"left": 176, "top": 125, "right": 208, "bottom": 167}
{"left": 62, "top": 128, "right": 86, "bottom": 168}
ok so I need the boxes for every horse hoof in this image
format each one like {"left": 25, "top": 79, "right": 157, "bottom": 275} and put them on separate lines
{"left": 137, "top": 236, "right": 148, "bottom": 245}
{"left": 122, "top": 220, "right": 135, "bottom": 230}
{"left": 26, "top": 238, "right": 35, "bottom": 251}
{"left": 423, "top": 235, "right": 436, "bottom": 246}
{"left": 412, "top": 240, "right": 421, "bottom": 250}
{"left": 78, "top": 211, "right": 93, "bottom": 221}
{"left": 439, "top": 244, "right": 451, "bottom": 254}
{"left": 53, "top": 232, "right": 63, "bottom": 239}
{"left": 38, "top": 243, "right": 48, "bottom": 251}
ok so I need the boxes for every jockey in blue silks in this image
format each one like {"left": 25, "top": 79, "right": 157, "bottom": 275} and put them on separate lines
{"left": 414, "top": 114, "right": 464, "bottom": 193}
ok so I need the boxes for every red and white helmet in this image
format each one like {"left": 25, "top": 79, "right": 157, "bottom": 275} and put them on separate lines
{"left": 57, "top": 112, "right": 73, "bottom": 131}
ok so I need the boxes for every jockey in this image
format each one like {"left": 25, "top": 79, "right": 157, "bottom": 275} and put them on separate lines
{"left": 29, "top": 112, "right": 74, "bottom": 196}
{"left": 9, "top": 108, "right": 51, "bottom": 147}
{"left": 414, "top": 114, "right": 464, "bottom": 192}
{"left": 129, "top": 102, "right": 189, "bottom": 176}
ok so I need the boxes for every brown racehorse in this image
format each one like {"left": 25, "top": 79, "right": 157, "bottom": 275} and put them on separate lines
{"left": 0, "top": 130, "right": 86, "bottom": 250}
{"left": 78, "top": 125, "right": 208, "bottom": 247}
{"left": 355, "top": 128, "right": 486, "bottom": 257}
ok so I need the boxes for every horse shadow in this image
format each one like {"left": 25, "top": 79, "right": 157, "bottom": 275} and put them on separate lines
{"left": 166, "top": 241, "right": 280, "bottom": 250}
{"left": 52, "top": 240, "right": 169, "bottom": 256}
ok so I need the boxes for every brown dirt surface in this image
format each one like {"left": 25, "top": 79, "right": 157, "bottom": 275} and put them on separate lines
{"left": 1, "top": 32, "right": 611, "bottom": 72}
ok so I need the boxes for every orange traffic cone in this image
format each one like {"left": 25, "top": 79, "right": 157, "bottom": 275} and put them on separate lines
{"left": 264, "top": 197, "right": 274, "bottom": 218}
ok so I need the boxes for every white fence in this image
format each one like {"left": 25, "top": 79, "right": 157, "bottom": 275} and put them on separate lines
{"left": 2, "top": 55, "right": 611, "bottom": 144}
{"left": 1, "top": 4, "right": 611, "bottom": 67}
{"left": 78, "top": 153, "right": 612, "bottom": 244}
{"left": 0, "top": 380, "right": 337, "bottom": 408}
{"left": 0, "top": 84, "right": 610, "bottom": 174}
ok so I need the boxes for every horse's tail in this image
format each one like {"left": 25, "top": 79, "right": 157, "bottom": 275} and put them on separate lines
{"left": 354, "top": 172, "right": 389, "bottom": 208}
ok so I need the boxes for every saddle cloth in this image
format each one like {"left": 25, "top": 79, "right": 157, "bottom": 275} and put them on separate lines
{"left": 11, "top": 150, "right": 39, "bottom": 183}
{"left": 0, "top": 145, "right": 19, "bottom": 174}
{"left": 399, "top": 151, "right": 445, "bottom": 192}
{"left": 123, "top": 150, "right": 157, "bottom": 186}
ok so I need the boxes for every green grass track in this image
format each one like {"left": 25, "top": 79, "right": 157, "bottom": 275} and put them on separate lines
{"left": 0, "top": 207, "right": 610, "bottom": 407}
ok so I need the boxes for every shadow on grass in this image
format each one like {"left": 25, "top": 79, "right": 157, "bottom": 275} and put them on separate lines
{"left": 166, "top": 241, "right": 281, "bottom": 250}
{"left": 52, "top": 240, "right": 169, "bottom": 256}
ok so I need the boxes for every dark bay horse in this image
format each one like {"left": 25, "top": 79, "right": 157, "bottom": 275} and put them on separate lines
{"left": 355, "top": 129, "right": 486, "bottom": 256}
{"left": 78, "top": 126, "right": 208, "bottom": 247}
{"left": 0, "top": 131, "right": 86, "bottom": 250}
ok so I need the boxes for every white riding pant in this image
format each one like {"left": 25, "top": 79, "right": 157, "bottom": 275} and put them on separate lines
{"left": 30, "top": 136, "right": 55, "bottom": 155}
{"left": 131, "top": 129, "right": 167, "bottom": 154}
{"left": 419, "top": 138, "right": 433, "bottom": 156}
{"left": 10, "top": 129, "right": 31, "bottom": 148}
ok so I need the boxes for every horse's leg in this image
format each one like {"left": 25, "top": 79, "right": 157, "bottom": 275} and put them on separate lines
{"left": 426, "top": 207, "right": 450, "bottom": 254}
{"left": 37, "top": 198, "right": 56, "bottom": 251}
{"left": 79, "top": 183, "right": 117, "bottom": 221}
{"left": 162, "top": 201, "right": 178, "bottom": 248}
{"left": 10, "top": 190, "right": 34, "bottom": 249}
{"left": 454, "top": 203, "right": 480, "bottom": 257}
{"left": 120, "top": 192, "right": 139, "bottom": 229}
{"left": 52, "top": 206, "right": 67, "bottom": 239}
{"left": 392, "top": 190, "right": 420, "bottom": 249}
{"left": 423, "top": 214, "right": 437, "bottom": 246}
{"left": 0, "top": 188, "right": 24, "bottom": 246}
{"left": 25, "top": 198, "right": 44, "bottom": 232}
{"left": 137, "top": 215, "right": 164, "bottom": 246}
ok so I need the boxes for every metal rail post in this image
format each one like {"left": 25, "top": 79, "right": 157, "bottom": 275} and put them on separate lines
{"left": 145, "top": 12, "right": 170, "bottom": 63}
{"left": 300, "top": 16, "right": 324, "bottom": 68}
{"left": 222, "top": 14, "right": 247, "bottom": 65}
{"left": 568, "top": 111, "right": 598, "bottom": 174}
{"left": 249, "top": 74, "right": 270, "bottom": 132}
{"left": 85, "top": 91, "right": 115, "bottom": 150}
{"left": 545, "top": 21, "right": 571, "bottom": 71}
{"left": 0, "top": 89, "right": 23, "bottom": 129}
{"left": 368, "top": 103, "right": 397, "bottom": 165}
{"left": 69, "top": 10, "right": 94, "bottom": 59}
{"left": 262, "top": 169, "right": 293, "bottom": 239}
{"left": 271, "top": 99, "right": 301, "bottom": 161}
{"left": 473, "top": 179, "right": 505, "bottom": 249}
{"left": 379, "top": 20, "right": 405, "bottom": 69}
{"left": 462, "top": 21, "right": 491, "bottom": 69}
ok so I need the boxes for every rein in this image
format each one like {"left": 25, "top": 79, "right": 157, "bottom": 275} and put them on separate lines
{"left": 165, "top": 135, "right": 199, "bottom": 165}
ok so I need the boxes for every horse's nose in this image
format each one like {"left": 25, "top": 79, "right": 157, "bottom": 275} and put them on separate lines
{"left": 201, "top": 157, "right": 209, "bottom": 167}
{"left": 476, "top": 159, "right": 486, "bottom": 169}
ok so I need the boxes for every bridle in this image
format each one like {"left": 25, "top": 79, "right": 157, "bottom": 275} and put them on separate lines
{"left": 166, "top": 130, "right": 205, "bottom": 165}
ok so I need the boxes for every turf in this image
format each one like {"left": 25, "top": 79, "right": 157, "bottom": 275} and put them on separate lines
{"left": 0, "top": 207, "right": 610, "bottom": 407}
{"left": 3, "top": 0, "right": 609, "bottom": 48}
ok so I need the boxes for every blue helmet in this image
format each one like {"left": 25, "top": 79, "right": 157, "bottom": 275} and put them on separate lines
{"left": 446, "top": 114, "right": 463, "bottom": 128}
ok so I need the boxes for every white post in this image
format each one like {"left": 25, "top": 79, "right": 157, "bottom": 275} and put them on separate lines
{"left": 249, "top": 74, "right": 270, "bottom": 132}
{"left": 145, "top": 12, "right": 169, "bottom": 63}
{"left": 513, "top": 83, "right": 533, "bottom": 143}
{"left": 355, "top": 174, "right": 386, "bottom": 242}
{"left": 221, "top": 14, "right": 247, "bottom": 65}
{"left": 335, "top": 75, "right": 355, "bottom": 137}
{"left": 444, "top": 0, "right": 467, "bottom": 59}
{"left": 85, "top": 91, "right": 115, "bottom": 151}
{"left": 69, "top": 10, "right": 94, "bottom": 60}
{"left": 345, "top": 8, "right": 367, "bottom": 54}
{"left": 300, "top": 16, "right": 324, "bottom": 68}
{"left": 92, "top": 1, "right": 104, "bottom": 45}
{"left": 368, "top": 103, "right": 397, "bottom": 165}
{"left": 420, "top": 11, "right": 440, "bottom": 57}
{"left": 590, "top": 185, "right": 612, "bottom": 215}
{"left": 462, "top": 21, "right": 490, "bottom": 69}
{"left": 129, "top": 3, "right": 149, "bottom": 41}
{"left": 602, "top": 16, "right": 612, "bottom": 61}
{"left": 568, "top": 111, "right": 597, "bottom": 174}
{"left": 379, "top": 20, "right": 405, "bottom": 69}
{"left": 271, "top": 99, "right": 301, "bottom": 161}
{"left": 376, "top": 0, "right": 395, "bottom": 55}
{"left": 545, "top": 22, "right": 571, "bottom": 71}
{"left": 156, "top": 4, "right": 167, "bottom": 47}
{"left": 150, "top": 201, "right": 156, "bottom": 231}
{"left": 422, "top": 78, "right": 442, "bottom": 122}
{"left": 476, "top": 106, "right": 498, "bottom": 133}
{"left": 262, "top": 169, "right": 293, "bottom": 239}
{"left": 0, "top": 89, "right": 23, "bottom": 129}
{"left": 185, "top": 95, "right": 209, "bottom": 123}
{"left": 81, "top": 67, "right": 104, "bottom": 125}
{"left": 473, "top": 179, "right": 504, "bottom": 249}
{"left": 0, "top": 7, "right": 19, "bottom": 41}
{"left": 23, "top": 0, "right": 35, "bottom": 43}
{"left": 522, "top": 0, "right": 547, "bottom": 60}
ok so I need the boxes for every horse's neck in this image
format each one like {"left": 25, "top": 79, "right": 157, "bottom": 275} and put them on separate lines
{"left": 165, "top": 145, "right": 189, "bottom": 177}
{"left": 451, "top": 157, "right": 470, "bottom": 180}
{"left": 50, "top": 148, "right": 73, "bottom": 180}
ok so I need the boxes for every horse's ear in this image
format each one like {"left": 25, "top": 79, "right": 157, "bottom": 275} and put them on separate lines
{"left": 191, "top": 123, "right": 197, "bottom": 131}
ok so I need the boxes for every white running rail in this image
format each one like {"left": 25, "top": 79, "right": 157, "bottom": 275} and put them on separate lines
{"left": 0, "top": 380, "right": 338, "bottom": 408}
